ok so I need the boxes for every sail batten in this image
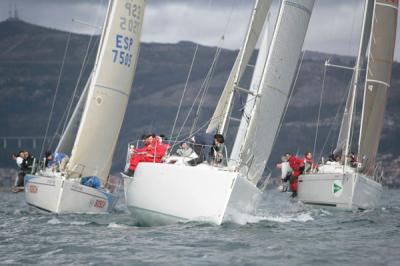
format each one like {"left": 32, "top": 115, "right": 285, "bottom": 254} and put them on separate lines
{"left": 358, "top": 0, "right": 398, "bottom": 175}
{"left": 68, "top": 0, "right": 146, "bottom": 184}
{"left": 235, "top": 0, "right": 315, "bottom": 186}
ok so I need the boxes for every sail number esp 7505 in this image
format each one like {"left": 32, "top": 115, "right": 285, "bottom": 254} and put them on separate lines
{"left": 112, "top": 35, "right": 134, "bottom": 67}
{"left": 111, "top": 1, "right": 142, "bottom": 67}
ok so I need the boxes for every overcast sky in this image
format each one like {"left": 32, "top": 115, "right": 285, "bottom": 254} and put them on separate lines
{"left": 1, "top": 0, "right": 399, "bottom": 60}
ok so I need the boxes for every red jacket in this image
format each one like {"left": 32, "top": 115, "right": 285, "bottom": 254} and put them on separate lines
{"left": 289, "top": 155, "right": 304, "bottom": 178}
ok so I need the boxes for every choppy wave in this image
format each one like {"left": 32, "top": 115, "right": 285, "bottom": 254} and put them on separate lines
{"left": 224, "top": 208, "right": 314, "bottom": 225}
{"left": 1, "top": 189, "right": 400, "bottom": 266}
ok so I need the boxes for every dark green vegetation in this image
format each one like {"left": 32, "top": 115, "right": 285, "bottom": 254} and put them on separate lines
{"left": 0, "top": 19, "right": 399, "bottom": 185}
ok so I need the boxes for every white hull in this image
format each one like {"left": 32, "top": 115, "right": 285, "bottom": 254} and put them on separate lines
{"left": 298, "top": 163, "right": 382, "bottom": 209}
{"left": 24, "top": 175, "right": 118, "bottom": 213}
{"left": 124, "top": 163, "right": 261, "bottom": 225}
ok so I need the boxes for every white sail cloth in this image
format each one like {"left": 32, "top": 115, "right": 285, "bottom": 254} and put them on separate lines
{"left": 236, "top": 0, "right": 315, "bottom": 186}
{"left": 335, "top": 0, "right": 375, "bottom": 158}
{"left": 68, "top": 0, "right": 146, "bottom": 183}
{"left": 56, "top": 75, "right": 91, "bottom": 155}
{"left": 206, "top": 0, "right": 272, "bottom": 135}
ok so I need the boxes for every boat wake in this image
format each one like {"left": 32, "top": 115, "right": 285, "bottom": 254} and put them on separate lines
{"left": 224, "top": 209, "right": 314, "bottom": 225}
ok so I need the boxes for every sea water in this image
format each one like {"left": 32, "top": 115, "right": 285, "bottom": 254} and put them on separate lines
{"left": 1, "top": 189, "right": 399, "bottom": 265}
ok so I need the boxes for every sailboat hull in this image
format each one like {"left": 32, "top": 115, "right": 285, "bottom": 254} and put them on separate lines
{"left": 24, "top": 175, "right": 117, "bottom": 213}
{"left": 298, "top": 168, "right": 382, "bottom": 209}
{"left": 124, "top": 163, "right": 261, "bottom": 225}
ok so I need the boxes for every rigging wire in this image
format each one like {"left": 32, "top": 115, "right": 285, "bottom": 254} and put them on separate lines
{"left": 168, "top": 44, "right": 199, "bottom": 146}
{"left": 62, "top": 34, "right": 96, "bottom": 134}
{"left": 317, "top": 77, "right": 354, "bottom": 162}
{"left": 190, "top": 46, "right": 222, "bottom": 134}
{"left": 313, "top": 62, "right": 327, "bottom": 157}
{"left": 61, "top": 0, "right": 106, "bottom": 136}
{"left": 48, "top": 35, "right": 100, "bottom": 149}
{"left": 175, "top": 0, "right": 240, "bottom": 137}
{"left": 39, "top": 32, "right": 72, "bottom": 159}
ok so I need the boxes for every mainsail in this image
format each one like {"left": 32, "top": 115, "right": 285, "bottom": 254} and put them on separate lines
{"left": 358, "top": 0, "right": 398, "bottom": 175}
{"left": 335, "top": 0, "right": 375, "bottom": 158}
{"left": 235, "top": 0, "right": 315, "bottom": 186}
{"left": 56, "top": 75, "right": 91, "bottom": 155}
{"left": 206, "top": 0, "right": 272, "bottom": 135}
{"left": 68, "top": 0, "right": 146, "bottom": 183}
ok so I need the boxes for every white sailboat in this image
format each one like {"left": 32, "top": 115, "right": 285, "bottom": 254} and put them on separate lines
{"left": 24, "top": 0, "right": 146, "bottom": 213}
{"left": 124, "top": 0, "right": 315, "bottom": 225}
{"left": 298, "top": 0, "right": 398, "bottom": 209}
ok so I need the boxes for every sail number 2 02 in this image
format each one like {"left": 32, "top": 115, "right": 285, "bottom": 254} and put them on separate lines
{"left": 112, "top": 34, "right": 134, "bottom": 67}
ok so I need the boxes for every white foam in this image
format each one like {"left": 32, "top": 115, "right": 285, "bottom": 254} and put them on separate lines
{"left": 70, "top": 221, "right": 90, "bottom": 226}
{"left": 107, "top": 222, "right": 131, "bottom": 229}
{"left": 47, "top": 217, "right": 62, "bottom": 225}
{"left": 226, "top": 210, "right": 314, "bottom": 225}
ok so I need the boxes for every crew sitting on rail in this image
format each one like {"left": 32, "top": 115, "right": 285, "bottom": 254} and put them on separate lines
{"left": 187, "top": 133, "right": 225, "bottom": 166}
{"left": 348, "top": 152, "right": 358, "bottom": 168}
{"left": 44, "top": 151, "right": 53, "bottom": 168}
{"left": 48, "top": 152, "right": 69, "bottom": 171}
{"left": 126, "top": 134, "right": 168, "bottom": 176}
{"left": 176, "top": 142, "right": 194, "bottom": 157}
{"left": 304, "top": 152, "right": 318, "bottom": 173}
{"left": 210, "top": 134, "right": 225, "bottom": 166}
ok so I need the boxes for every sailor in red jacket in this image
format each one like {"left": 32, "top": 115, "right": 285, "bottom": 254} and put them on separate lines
{"left": 288, "top": 154, "right": 304, "bottom": 197}
{"left": 128, "top": 135, "right": 154, "bottom": 175}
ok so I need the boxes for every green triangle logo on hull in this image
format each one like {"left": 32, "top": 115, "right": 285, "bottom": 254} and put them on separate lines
{"left": 332, "top": 180, "right": 343, "bottom": 197}
{"left": 333, "top": 183, "right": 342, "bottom": 193}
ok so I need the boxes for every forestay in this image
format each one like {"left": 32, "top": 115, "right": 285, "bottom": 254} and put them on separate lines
{"left": 206, "top": 0, "right": 272, "bottom": 135}
{"left": 68, "top": 0, "right": 146, "bottom": 184}
{"left": 56, "top": 75, "right": 91, "bottom": 155}
{"left": 358, "top": 0, "right": 398, "bottom": 175}
{"left": 236, "top": 0, "right": 315, "bottom": 186}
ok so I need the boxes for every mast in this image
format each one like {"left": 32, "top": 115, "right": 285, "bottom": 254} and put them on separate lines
{"left": 358, "top": 0, "right": 398, "bottom": 175}
{"left": 206, "top": 0, "right": 272, "bottom": 136}
{"left": 67, "top": 0, "right": 146, "bottom": 184}
{"left": 342, "top": 0, "right": 375, "bottom": 167}
{"left": 235, "top": 0, "right": 315, "bottom": 186}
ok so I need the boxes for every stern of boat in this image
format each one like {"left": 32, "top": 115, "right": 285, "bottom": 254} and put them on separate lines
{"left": 298, "top": 172, "right": 354, "bottom": 208}
{"left": 25, "top": 175, "right": 118, "bottom": 213}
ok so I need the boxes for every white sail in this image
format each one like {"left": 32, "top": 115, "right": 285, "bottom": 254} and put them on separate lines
{"left": 206, "top": 0, "right": 272, "bottom": 135}
{"left": 68, "top": 0, "right": 146, "bottom": 183}
{"left": 335, "top": 0, "right": 375, "bottom": 158}
{"left": 230, "top": 13, "right": 271, "bottom": 164}
{"left": 56, "top": 75, "right": 91, "bottom": 155}
{"left": 236, "top": 0, "right": 315, "bottom": 186}
{"left": 358, "top": 0, "right": 398, "bottom": 175}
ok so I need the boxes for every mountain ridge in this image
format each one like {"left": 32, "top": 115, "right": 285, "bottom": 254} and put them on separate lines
{"left": 0, "top": 19, "right": 399, "bottom": 186}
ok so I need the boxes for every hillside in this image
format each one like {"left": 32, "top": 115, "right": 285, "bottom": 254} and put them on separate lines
{"left": 0, "top": 19, "right": 399, "bottom": 186}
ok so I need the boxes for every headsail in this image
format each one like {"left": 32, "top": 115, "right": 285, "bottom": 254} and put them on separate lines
{"left": 68, "top": 0, "right": 146, "bottom": 183}
{"left": 358, "top": 0, "right": 398, "bottom": 175}
{"left": 56, "top": 75, "right": 91, "bottom": 155}
{"left": 230, "top": 13, "right": 271, "bottom": 164}
{"left": 206, "top": 0, "right": 272, "bottom": 135}
{"left": 235, "top": 0, "right": 315, "bottom": 186}
{"left": 335, "top": 0, "right": 375, "bottom": 159}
